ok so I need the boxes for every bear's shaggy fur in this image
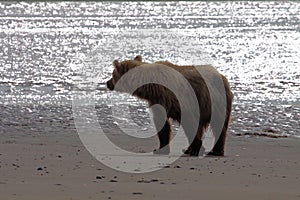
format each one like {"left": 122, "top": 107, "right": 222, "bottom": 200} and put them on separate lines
{"left": 107, "top": 55, "right": 233, "bottom": 156}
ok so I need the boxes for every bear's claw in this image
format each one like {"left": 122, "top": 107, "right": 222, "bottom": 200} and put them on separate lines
{"left": 207, "top": 151, "right": 224, "bottom": 156}
{"left": 183, "top": 146, "right": 205, "bottom": 157}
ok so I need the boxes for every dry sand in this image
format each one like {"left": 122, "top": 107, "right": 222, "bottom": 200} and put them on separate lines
{"left": 0, "top": 132, "right": 299, "bottom": 200}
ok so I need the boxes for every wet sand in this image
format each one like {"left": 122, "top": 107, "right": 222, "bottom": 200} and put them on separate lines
{"left": 0, "top": 132, "right": 299, "bottom": 200}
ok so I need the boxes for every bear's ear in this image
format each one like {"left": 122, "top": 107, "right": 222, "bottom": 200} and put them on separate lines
{"left": 113, "top": 59, "right": 124, "bottom": 74}
{"left": 134, "top": 55, "right": 142, "bottom": 62}
{"left": 113, "top": 60, "right": 119, "bottom": 69}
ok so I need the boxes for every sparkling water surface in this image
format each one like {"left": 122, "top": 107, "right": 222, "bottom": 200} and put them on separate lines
{"left": 0, "top": 2, "right": 299, "bottom": 137}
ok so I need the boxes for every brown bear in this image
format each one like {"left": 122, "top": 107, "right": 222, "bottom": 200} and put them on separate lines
{"left": 106, "top": 55, "right": 233, "bottom": 156}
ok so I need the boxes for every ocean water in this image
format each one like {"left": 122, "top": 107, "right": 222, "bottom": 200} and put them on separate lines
{"left": 0, "top": 2, "right": 299, "bottom": 138}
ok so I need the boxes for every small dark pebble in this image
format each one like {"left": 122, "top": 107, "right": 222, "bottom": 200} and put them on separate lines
{"left": 174, "top": 165, "right": 181, "bottom": 168}
{"left": 109, "top": 180, "right": 118, "bottom": 183}
{"left": 58, "top": 155, "right": 62, "bottom": 158}
{"left": 96, "top": 176, "right": 103, "bottom": 179}
{"left": 37, "top": 167, "right": 43, "bottom": 171}
{"left": 132, "top": 192, "right": 143, "bottom": 195}
{"left": 137, "top": 179, "right": 159, "bottom": 183}
{"left": 12, "top": 163, "right": 20, "bottom": 168}
{"left": 189, "top": 167, "right": 195, "bottom": 170}
{"left": 164, "top": 166, "right": 170, "bottom": 168}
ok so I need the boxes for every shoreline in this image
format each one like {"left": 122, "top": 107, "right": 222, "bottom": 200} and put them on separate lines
{"left": 0, "top": 132, "right": 299, "bottom": 200}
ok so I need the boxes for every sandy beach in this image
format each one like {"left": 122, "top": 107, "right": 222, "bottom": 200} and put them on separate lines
{"left": 0, "top": 131, "right": 299, "bottom": 200}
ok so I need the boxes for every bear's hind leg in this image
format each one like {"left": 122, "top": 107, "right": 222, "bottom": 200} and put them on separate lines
{"left": 183, "top": 125, "right": 206, "bottom": 156}
{"left": 208, "top": 109, "right": 231, "bottom": 156}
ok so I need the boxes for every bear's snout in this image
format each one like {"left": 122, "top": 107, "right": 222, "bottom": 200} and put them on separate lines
{"left": 106, "top": 79, "right": 114, "bottom": 90}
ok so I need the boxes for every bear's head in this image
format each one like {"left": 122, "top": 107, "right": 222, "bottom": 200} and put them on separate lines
{"left": 106, "top": 55, "right": 143, "bottom": 91}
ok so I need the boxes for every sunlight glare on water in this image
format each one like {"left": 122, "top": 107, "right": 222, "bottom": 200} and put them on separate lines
{"left": 0, "top": 2, "right": 299, "bottom": 137}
